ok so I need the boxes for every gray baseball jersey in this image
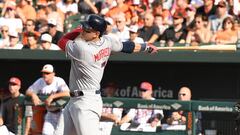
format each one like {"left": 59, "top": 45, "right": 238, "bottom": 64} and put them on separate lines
{"left": 66, "top": 35, "right": 123, "bottom": 92}
{"left": 56, "top": 35, "right": 123, "bottom": 135}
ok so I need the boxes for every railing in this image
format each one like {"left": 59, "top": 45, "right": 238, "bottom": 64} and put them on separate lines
{"left": 16, "top": 96, "right": 238, "bottom": 135}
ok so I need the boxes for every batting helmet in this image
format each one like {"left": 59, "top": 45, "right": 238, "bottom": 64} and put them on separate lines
{"left": 81, "top": 14, "right": 107, "bottom": 36}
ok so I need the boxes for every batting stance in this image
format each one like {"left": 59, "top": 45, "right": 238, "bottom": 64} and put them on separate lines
{"left": 57, "top": 14, "right": 158, "bottom": 135}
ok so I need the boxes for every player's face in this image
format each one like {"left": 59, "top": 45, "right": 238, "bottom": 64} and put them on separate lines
{"left": 9, "top": 83, "right": 20, "bottom": 95}
{"left": 178, "top": 89, "right": 191, "bottom": 101}
{"left": 42, "top": 72, "right": 55, "bottom": 84}
{"left": 139, "top": 89, "right": 152, "bottom": 99}
{"left": 81, "top": 29, "right": 100, "bottom": 41}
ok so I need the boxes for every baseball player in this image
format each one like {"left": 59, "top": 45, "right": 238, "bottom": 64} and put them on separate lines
{"left": 57, "top": 14, "right": 158, "bottom": 135}
{"left": 26, "top": 64, "right": 70, "bottom": 135}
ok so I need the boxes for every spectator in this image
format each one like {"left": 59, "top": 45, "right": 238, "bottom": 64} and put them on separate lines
{"left": 78, "top": 0, "right": 99, "bottom": 14}
{"left": 129, "top": 0, "right": 145, "bottom": 26}
{"left": 0, "top": 77, "right": 32, "bottom": 135}
{"left": 119, "top": 82, "right": 164, "bottom": 129}
{"left": 47, "top": 18, "right": 64, "bottom": 45}
{"left": 152, "top": 1, "right": 172, "bottom": 27}
{"left": 186, "top": 14, "right": 213, "bottom": 46}
{"left": 5, "top": 31, "right": 23, "bottom": 49}
{"left": 100, "top": 82, "right": 123, "bottom": 135}
{"left": 22, "top": 19, "right": 41, "bottom": 45}
{"left": 138, "top": 12, "right": 160, "bottom": 43}
{"left": 22, "top": 32, "right": 40, "bottom": 49}
{"left": 112, "top": 12, "right": 130, "bottom": 42}
{"left": 154, "top": 14, "right": 168, "bottom": 36}
{"left": 46, "top": 3, "right": 64, "bottom": 32}
{"left": 16, "top": 0, "right": 37, "bottom": 23}
{"left": 128, "top": 25, "right": 144, "bottom": 44}
{"left": 0, "top": 25, "right": 10, "bottom": 48}
{"left": 170, "top": 0, "right": 188, "bottom": 18}
{"left": 26, "top": 64, "right": 70, "bottom": 135}
{"left": 105, "top": 17, "right": 119, "bottom": 40}
{"left": 185, "top": 5, "right": 197, "bottom": 31}
{"left": 57, "top": 0, "right": 78, "bottom": 14}
{"left": 208, "top": 1, "right": 231, "bottom": 33}
{"left": 40, "top": 33, "right": 61, "bottom": 50}
{"left": 99, "top": 0, "right": 117, "bottom": 15}
{"left": 211, "top": 16, "right": 238, "bottom": 44}
{"left": 0, "top": 3, "right": 23, "bottom": 33}
{"left": 166, "top": 86, "right": 203, "bottom": 135}
{"left": 196, "top": 0, "right": 216, "bottom": 18}
{"left": 160, "top": 12, "right": 187, "bottom": 47}
{"left": 105, "top": 0, "right": 132, "bottom": 24}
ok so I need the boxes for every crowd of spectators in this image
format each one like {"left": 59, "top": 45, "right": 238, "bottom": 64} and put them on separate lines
{"left": 0, "top": 0, "right": 240, "bottom": 49}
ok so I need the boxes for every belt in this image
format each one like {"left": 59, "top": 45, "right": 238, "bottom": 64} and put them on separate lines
{"left": 49, "top": 109, "right": 61, "bottom": 113}
{"left": 70, "top": 90, "right": 101, "bottom": 97}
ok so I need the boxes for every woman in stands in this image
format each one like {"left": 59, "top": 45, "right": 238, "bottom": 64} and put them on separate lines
{"left": 186, "top": 14, "right": 212, "bottom": 46}
{"left": 211, "top": 17, "right": 238, "bottom": 45}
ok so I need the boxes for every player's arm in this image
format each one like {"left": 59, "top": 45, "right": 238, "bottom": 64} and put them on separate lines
{"left": 120, "top": 41, "right": 158, "bottom": 54}
{"left": 24, "top": 116, "right": 31, "bottom": 135}
{"left": 101, "top": 112, "right": 118, "bottom": 122}
{"left": 118, "top": 114, "right": 132, "bottom": 125}
{"left": 45, "top": 91, "right": 70, "bottom": 106}
{"left": 58, "top": 27, "right": 83, "bottom": 51}
{"left": 26, "top": 90, "right": 42, "bottom": 106}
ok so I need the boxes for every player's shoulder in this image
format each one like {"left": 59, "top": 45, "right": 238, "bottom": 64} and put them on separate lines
{"left": 54, "top": 76, "right": 66, "bottom": 83}
{"left": 102, "top": 34, "right": 120, "bottom": 43}
{"left": 102, "top": 35, "right": 112, "bottom": 41}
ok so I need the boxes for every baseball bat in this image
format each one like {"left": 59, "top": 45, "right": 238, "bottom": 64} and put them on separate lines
{"left": 157, "top": 45, "right": 237, "bottom": 51}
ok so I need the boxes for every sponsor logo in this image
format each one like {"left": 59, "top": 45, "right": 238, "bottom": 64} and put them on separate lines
{"left": 137, "top": 103, "right": 171, "bottom": 110}
{"left": 113, "top": 86, "right": 173, "bottom": 98}
{"left": 113, "top": 101, "right": 124, "bottom": 107}
{"left": 198, "top": 105, "right": 233, "bottom": 112}
{"left": 171, "top": 103, "right": 182, "bottom": 110}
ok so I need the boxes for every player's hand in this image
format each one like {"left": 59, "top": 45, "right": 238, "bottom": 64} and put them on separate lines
{"left": 45, "top": 95, "right": 54, "bottom": 106}
{"left": 32, "top": 95, "right": 42, "bottom": 106}
{"left": 146, "top": 43, "right": 158, "bottom": 54}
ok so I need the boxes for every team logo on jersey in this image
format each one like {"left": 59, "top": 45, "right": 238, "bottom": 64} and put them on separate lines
{"left": 94, "top": 48, "right": 110, "bottom": 62}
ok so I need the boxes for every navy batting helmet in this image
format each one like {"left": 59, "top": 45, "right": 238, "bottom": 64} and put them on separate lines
{"left": 81, "top": 14, "right": 107, "bottom": 36}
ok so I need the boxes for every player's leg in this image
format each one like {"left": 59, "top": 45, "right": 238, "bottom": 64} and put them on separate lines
{"left": 53, "top": 103, "right": 77, "bottom": 135}
{"left": 63, "top": 102, "right": 77, "bottom": 135}
{"left": 71, "top": 109, "right": 100, "bottom": 135}
{"left": 53, "top": 112, "right": 64, "bottom": 135}
{"left": 42, "top": 112, "right": 56, "bottom": 135}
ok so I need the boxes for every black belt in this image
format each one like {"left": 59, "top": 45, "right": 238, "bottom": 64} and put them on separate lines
{"left": 49, "top": 109, "right": 61, "bottom": 113}
{"left": 70, "top": 90, "right": 101, "bottom": 97}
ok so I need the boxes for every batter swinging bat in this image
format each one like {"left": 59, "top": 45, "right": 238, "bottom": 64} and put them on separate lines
{"left": 157, "top": 45, "right": 237, "bottom": 51}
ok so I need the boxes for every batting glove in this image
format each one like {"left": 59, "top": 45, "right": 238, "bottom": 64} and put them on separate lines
{"left": 146, "top": 43, "right": 158, "bottom": 54}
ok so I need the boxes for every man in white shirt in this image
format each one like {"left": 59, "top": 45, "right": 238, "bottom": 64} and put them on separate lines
{"left": 40, "top": 33, "right": 61, "bottom": 50}
{"left": 5, "top": 30, "right": 23, "bottom": 49}
{"left": 26, "top": 64, "right": 70, "bottom": 135}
